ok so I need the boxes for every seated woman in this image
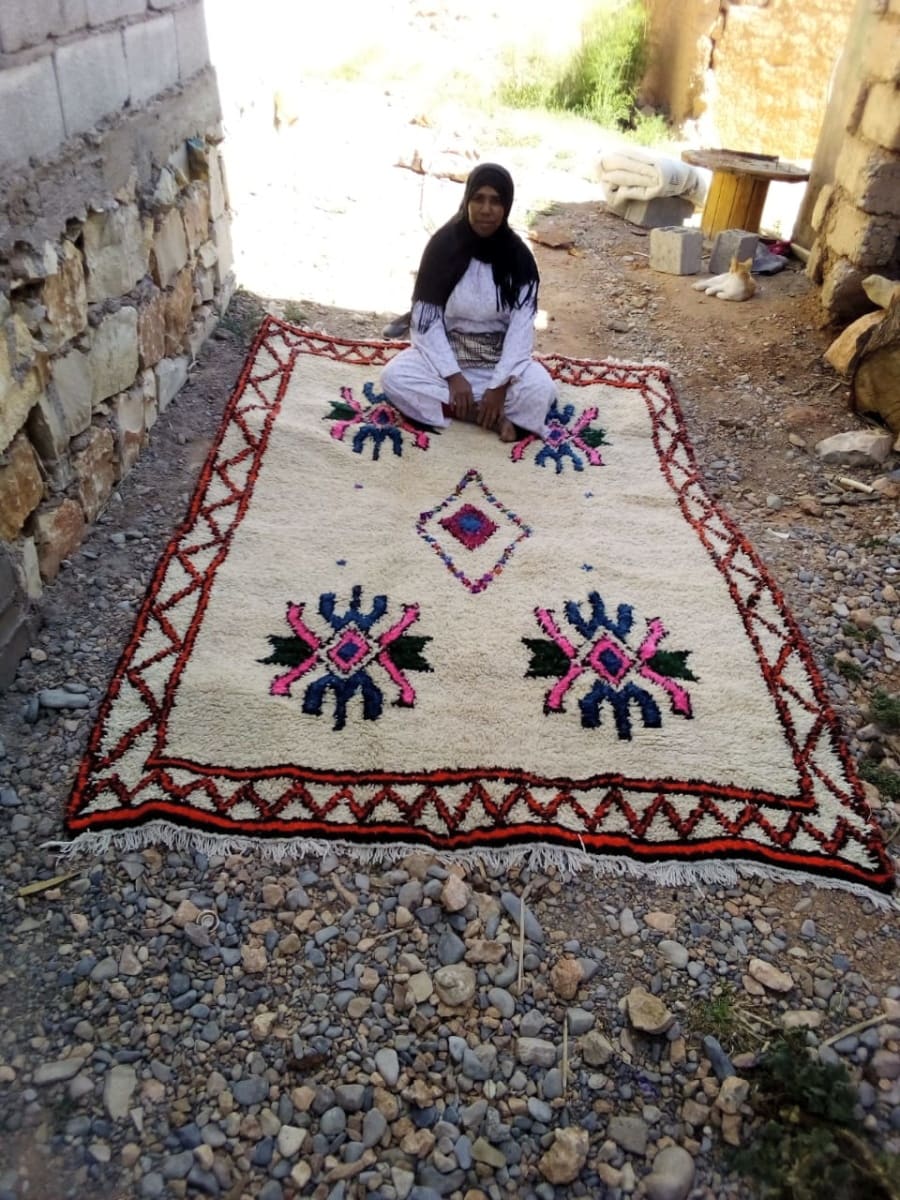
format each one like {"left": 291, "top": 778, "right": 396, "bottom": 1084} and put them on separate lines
{"left": 380, "top": 163, "right": 555, "bottom": 443}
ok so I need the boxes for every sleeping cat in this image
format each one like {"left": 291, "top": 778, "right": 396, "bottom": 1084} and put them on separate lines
{"left": 692, "top": 256, "right": 756, "bottom": 302}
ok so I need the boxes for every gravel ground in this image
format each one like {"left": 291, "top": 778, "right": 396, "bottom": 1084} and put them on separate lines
{"left": 2, "top": 77, "right": 900, "bottom": 1200}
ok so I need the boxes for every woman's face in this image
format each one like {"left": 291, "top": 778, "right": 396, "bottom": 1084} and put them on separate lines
{"left": 467, "top": 185, "right": 505, "bottom": 237}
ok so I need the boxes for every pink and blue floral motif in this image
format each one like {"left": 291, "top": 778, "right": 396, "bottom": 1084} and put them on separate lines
{"left": 327, "top": 383, "right": 431, "bottom": 459}
{"left": 511, "top": 399, "right": 608, "bottom": 473}
{"left": 524, "top": 591, "right": 697, "bottom": 739}
{"left": 260, "top": 586, "right": 431, "bottom": 730}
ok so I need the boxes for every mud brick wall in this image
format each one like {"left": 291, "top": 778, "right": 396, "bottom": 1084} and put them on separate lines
{"left": 804, "top": 0, "right": 900, "bottom": 321}
{"left": 643, "top": 0, "right": 854, "bottom": 161}
{"left": 0, "top": 0, "right": 233, "bottom": 686}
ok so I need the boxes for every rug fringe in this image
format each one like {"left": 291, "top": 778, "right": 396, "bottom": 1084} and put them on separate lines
{"left": 47, "top": 823, "right": 898, "bottom": 911}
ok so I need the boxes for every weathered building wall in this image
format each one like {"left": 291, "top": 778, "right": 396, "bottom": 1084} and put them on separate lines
{"left": 643, "top": 0, "right": 854, "bottom": 161}
{"left": 804, "top": 0, "right": 900, "bottom": 322}
{"left": 0, "top": 0, "right": 233, "bottom": 685}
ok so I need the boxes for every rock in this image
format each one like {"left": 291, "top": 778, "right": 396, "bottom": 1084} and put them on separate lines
{"left": 619, "top": 907, "right": 639, "bottom": 936}
{"left": 516, "top": 1038, "right": 557, "bottom": 1068}
{"left": 374, "top": 1047, "right": 400, "bottom": 1087}
{"left": 702, "top": 1035, "right": 735, "bottom": 1082}
{"left": 549, "top": 956, "right": 584, "bottom": 1000}
{"left": 440, "top": 873, "right": 470, "bottom": 912}
{"left": 434, "top": 964, "right": 476, "bottom": 1006}
{"left": 625, "top": 987, "right": 673, "bottom": 1034}
{"left": 103, "top": 1064, "right": 137, "bottom": 1119}
{"left": 658, "top": 939, "right": 689, "bottom": 968}
{"left": 580, "top": 1030, "right": 614, "bottom": 1066}
{"left": 37, "top": 688, "right": 90, "bottom": 710}
{"left": 608, "top": 1114, "right": 648, "bottom": 1155}
{"left": 500, "top": 892, "right": 544, "bottom": 942}
{"left": 644, "top": 1145, "right": 696, "bottom": 1200}
{"left": 872, "top": 1049, "right": 900, "bottom": 1081}
{"left": 233, "top": 1076, "right": 269, "bottom": 1107}
{"left": 537, "top": 1126, "right": 589, "bottom": 1185}
{"left": 528, "top": 218, "right": 576, "bottom": 250}
{"left": 748, "top": 958, "right": 794, "bottom": 993}
{"left": 567, "top": 1008, "right": 594, "bottom": 1035}
{"left": 465, "top": 939, "right": 506, "bottom": 964}
{"left": 863, "top": 273, "right": 900, "bottom": 309}
{"left": 33, "top": 1057, "right": 86, "bottom": 1085}
{"left": 797, "top": 494, "right": 825, "bottom": 517}
{"left": 781, "top": 1009, "right": 823, "bottom": 1030}
{"left": 814, "top": 430, "right": 894, "bottom": 467}
{"left": 716, "top": 1075, "right": 750, "bottom": 1114}
{"left": 824, "top": 310, "right": 885, "bottom": 375}
{"left": 241, "top": 945, "right": 268, "bottom": 973}
{"left": 277, "top": 1125, "right": 307, "bottom": 1157}
{"left": 471, "top": 1137, "right": 506, "bottom": 1168}
{"left": 644, "top": 910, "right": 677, "bottom": 933}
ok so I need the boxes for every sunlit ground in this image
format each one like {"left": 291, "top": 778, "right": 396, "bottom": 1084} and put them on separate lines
{"left": 204, "top": 1, "right": 808, "bottom": 314}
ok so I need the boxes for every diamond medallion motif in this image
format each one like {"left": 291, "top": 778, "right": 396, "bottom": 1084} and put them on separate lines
{"left": 417, "top": 468, "right": 533, "bottom": 594}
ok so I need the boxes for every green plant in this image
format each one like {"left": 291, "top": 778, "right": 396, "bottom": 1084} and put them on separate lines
{"left": 730, "top": 1032, "right": 900, "bottom": 1200}
{"left": 626, "top": 111, "right": 673, "bottom": 146}
{"left": 282, "top": 301, "right": 307, "bottom": 326}
{"left": 842, "top": 622, "right": 877, "bottom": 645}
{"left": 836, "top": 658, "right": 865, "bottom": 682}
{"left": 859, "top": 761, "right": 900, "bottom": 802}
{"left": 870, "top": 689, "right": 900, "bottom": 733}
{"left": 498, "top": 1, "right": 655, "bottom": 133}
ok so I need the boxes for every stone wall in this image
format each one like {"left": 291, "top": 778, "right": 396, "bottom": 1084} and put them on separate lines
{"left": 643, "top": 0, "right": 854, "bottom": 161}
{"left": 0, "top": 0, "right": 233, "bottom": 685}
{"left": 803, "top": 0, "right": 900, "bottom": 322}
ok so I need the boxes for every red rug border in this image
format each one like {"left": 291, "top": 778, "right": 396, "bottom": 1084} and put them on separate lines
{"left": 63, "top": 318, "right": 895, "bottom": 894}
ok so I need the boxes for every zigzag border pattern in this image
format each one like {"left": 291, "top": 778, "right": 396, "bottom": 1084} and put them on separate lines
{"left": 64, "top": 320, "right": 895, "bottom": 894}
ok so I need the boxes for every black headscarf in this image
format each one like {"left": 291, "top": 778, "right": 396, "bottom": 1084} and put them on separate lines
{"left": 411, "top": 163, "right": 540, "bottom": 334}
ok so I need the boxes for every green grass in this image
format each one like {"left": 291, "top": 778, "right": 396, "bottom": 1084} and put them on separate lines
{"left": 688, "top": 983, "right": 754, "bottom": 1056}
{"left": 859, "top": 761, "right": 900, "bottom": 802}
{"left": 842, "top": 622, "right": 877, "bottom": 645}
{"left": 869, "top": 689, "right": 900, "bottom": 733}
{"left": 498, "top": 1, "right": 663, "bottom": 136}
{"left": 835, "top": 658, "right": 865, "bottom": 683}
{"left": 730, "top": 1032, "right": 900, "bottom": 1200}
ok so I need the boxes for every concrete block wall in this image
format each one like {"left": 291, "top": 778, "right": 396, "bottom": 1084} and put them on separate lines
{"left": 0, "top": 0, "right": 232, "bottom": 689}
{"left": 805, "top": 3, "right": 900, "bottom": 322}
{"left": 0, "top": 1, "right": 211, "bottom": 168}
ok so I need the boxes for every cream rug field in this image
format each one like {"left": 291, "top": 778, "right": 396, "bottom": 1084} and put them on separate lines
{"left": 64, "top": 319, "right": 895, "bottom": 900}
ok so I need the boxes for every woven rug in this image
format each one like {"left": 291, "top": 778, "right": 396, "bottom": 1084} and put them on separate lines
{"left": 64, "top": 319, "right": 895, "bottom": 901}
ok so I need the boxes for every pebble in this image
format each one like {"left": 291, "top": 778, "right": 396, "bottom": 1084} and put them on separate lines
{"left": 2, "top": 150, "right": 900, "bottom": 1200}
{"left": 644, "top": 1145, "right": 696, "bottom": 1200}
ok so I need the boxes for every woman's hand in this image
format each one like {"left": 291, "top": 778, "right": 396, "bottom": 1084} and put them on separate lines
{"left": 446, "top": 372, "right": 475, "bottom": 421}
{"left": 477, "top": 384, "right": 508, "bottom": 431}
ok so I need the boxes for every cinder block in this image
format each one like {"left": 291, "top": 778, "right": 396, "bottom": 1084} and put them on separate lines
{"left": 0, "top": 57, "right": 65, "bottom": 168}
{"left": 86, "top": 0, "right": 146, "bottom": 26}
{"left": 649, "top": 226, "right": 703, "bottom": 275}
{"left": 56, "top": 30, "right": 128, "bottom": 136}
{"left": 709, "top": 229, "right": 759, "bottom": 275}
{"left": 621, "top": 196, "right": 694, "bottom": 229}
{"left": 0, "top": 548, "right": 35, "bottom": 692}
{"left": 124, "top": 14, "right": 179, "bottom": 105}
{"left": 174, "top": 0, "right": 210, "bottom": 81}
{"left": 0, "top": 0, "right": 87, "bottom": 52}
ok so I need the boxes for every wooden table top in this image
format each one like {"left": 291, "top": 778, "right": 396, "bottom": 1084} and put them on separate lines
{"left": 682, "top": 148, "right": 809, "bottom": 183}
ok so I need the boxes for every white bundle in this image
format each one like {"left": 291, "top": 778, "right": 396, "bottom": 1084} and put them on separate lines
{"left": 596, "top": 149, "right": 707, "bottom": 210}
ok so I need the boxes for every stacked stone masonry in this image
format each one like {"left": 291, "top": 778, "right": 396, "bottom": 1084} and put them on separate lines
{"left": 806, "top": 5, "right": 900, "bottom": 321}
{"left": 0, "top": 0, "right": 232, "bottom": 685}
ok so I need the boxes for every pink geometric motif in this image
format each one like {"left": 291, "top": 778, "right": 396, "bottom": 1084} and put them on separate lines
{"left": 439, "top": 503, "right": 499, "bottom": 551}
